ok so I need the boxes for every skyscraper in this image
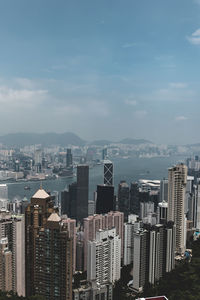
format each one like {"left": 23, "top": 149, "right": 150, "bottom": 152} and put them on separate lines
{"left": 104, "top": 160, "right": 113, "bottom": 186}
{"left": 118, "top": 181, "right": 130, "bottom": 220}
{"left": 0, "top": 210, "right": 25, "bottom": 296}
{"left": 25, "top": 188, "right": 56, "bottom": 296}
{"left": 167, "top": 164, "right": 187, "bottom": 254}
{"left": 96, "top": 185, "right": 115, "bottom": 214}
{"left": 0, "top": 237, "right": 12, "bottom": 292}
{"left": 66, "top": 148, "right": 73, "bottom": 168}
{"left": 34, "top": 213, "right": 73, "bottom": 300}
{"left": 87, "top": 228, "right": 121, "bottom": 285}
{"left": 76, "top": 165, "right": 89, "bottom": 221}
{"left": 130, "top": 182, "right": 140, "bottom": 214}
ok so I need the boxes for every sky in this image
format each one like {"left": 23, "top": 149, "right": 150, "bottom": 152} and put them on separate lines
{"left": 0, "top": 0, "right": 200, "bottom": 144}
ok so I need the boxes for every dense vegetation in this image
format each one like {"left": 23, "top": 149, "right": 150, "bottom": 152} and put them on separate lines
{"left": 114, "top": 238, "right": 200, "bottom": 300}
{"left": 0, "top": 291, "right": 45, "bottom": 300}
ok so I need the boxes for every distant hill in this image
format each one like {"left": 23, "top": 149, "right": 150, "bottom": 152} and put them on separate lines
{"left": 0, "top": 132, "right": 85, "bottom": 147}
{"left": 89, "top": 140, "right": 112, "bottom": 146}
{"left": 118, "top": 138, "right": 152, "bottom": 145}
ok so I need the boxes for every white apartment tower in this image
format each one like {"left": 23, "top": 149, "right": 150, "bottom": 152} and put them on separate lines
{"left": 167, "top": 164, "right": 187, "bottom": 254}
{"left": 87, "top": 228, "right": 121, "bottom": 285}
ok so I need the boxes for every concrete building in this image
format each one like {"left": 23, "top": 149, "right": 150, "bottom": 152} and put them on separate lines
{"left": 0, "top": 237, "right": 12, "bottom": 292}
{"left": 83, "top": 211, "right": 124, "bottom": 270}
{"left": 62, "top": 216, "right": 76, "bottom": 274}
{"left": 25, "top": 188, "right": 56, "bottom": 296}
{"left": 34, "top": 213, "right": 73, "bottom": 300}
{"left": 123, "top": 214, "right": 141, "bottom": 266}
{"left": 0, "top": 210, "right": 25, "bottom": 296}
{"left": 133, "top": 222, "right": 175, "bottom": 292}
{"left": 87, "top": 228, "right": 121, "bottom": 285}
{"left": 73, "top": 281, "right": 112, "bottom": 300}
{"left": 167, "top": 164, "right": 187, "bottom": 254}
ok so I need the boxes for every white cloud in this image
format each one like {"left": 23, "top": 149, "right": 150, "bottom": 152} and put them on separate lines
{"left": 125, "top": 99, "right": 137, "bottom": 106}
{"left": 187, "top": 28, "right": 200, "bottom": 45}
{"left": 122, "top": 42, "right": 137, "bottom": 48}
{"left": 175, "top": 116, "right": 188, "bottom": 121}
{"left": 0, "top": 86, "right": 47, "bottom": 107}
{"left": 169, "top": 82, "right": 187, "bottom": 89}
{"left": 134, "top": 110, "right": 147, "bottom": 118}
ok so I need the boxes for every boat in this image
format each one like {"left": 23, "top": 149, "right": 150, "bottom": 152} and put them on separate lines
{"left": 24, "top": 186, "right": 31, "bottom": 190}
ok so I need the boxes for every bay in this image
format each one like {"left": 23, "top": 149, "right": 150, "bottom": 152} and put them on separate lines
{"left": 7, "top": 155, "right": 186, "bottom": 202}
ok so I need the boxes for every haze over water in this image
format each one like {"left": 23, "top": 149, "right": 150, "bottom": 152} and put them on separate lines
{"left": 7, "top": 155, "right": 186, "bottom": 202}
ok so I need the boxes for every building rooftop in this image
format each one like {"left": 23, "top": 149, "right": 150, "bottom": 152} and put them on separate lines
{"left": 47, "top": 213, "right": 61, "bottom": 222}
{"left": 32, "top": 188, "right": 50, "bottom": 199}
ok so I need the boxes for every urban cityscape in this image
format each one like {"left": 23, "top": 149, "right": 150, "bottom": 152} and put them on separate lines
{"left": 1, "top": 0, "right": 200, "bottom": 299}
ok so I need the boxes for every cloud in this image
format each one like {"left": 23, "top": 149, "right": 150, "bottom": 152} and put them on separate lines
{"left": 125, "top": 99, "right": 137, "bottom": 106}
{"left": 169, "top": 82, "right": 188, "bottom": 89}
{"left": 194, "top": 0, "right": 200, "bottom": 5}
{"left": 187, "top": 28, "right": 200, "bottom": 45}
{"left": 0, "top": 86, "right": 47, "bottom": 108}
{"left": 175, "top": 116, "right": 188, "bottom": 121}
{"left": 122, "top": 42, "right": 137, "bottom": 48}
{"left": 134, "top": 110, "right": 147, "bottom": 118}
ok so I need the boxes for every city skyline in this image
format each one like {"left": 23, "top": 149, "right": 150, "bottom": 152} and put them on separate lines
{"left": 0, "top": 1, "right": 199, "bottom": 144}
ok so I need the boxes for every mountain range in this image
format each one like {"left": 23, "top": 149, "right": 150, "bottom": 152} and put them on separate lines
{"left": 0, "top": 132, "right": 152, "bottom": 147}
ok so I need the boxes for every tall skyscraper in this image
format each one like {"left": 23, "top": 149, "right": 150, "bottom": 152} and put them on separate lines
{"left": 96, "top": 185, "right": 115, "bottom": 214}
{"left": 34, "top": 213, "right": 73, "bottom": 300}
{"left": 87, "top": 228, "right": 121, "bottom": 285}
{"left": 104, "top": 160, "right": 113, "bottom": 186}
{"left": 167, "top": 164, "right": 187, "bottom": 254}
{"left": 62, "top": 216, "right": 76, "bottom": 274}
{"left": 0, "top": 210, "right": 25, "bottom": 296}
{"left": 118, "top": 181, "right": 130, "bottom": 220}
{"left": 130, "top": 182, "right": 140, "bottom": 214}
{"left": 123, "top": 215, "right": 141, "bottom": 266}
{"left": 25, "top": 188, "right": 56, "bottom": 296}
{"left": 76, "top": 165, "right": 89, "bottom": 221}
{"left": 66, "top": 148, "right": 73, "bottom": 168}
{"left": 160, "top": 179, "right": 168, "bottom": 202}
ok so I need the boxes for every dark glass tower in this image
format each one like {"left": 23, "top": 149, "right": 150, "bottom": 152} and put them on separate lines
{"left": 76, "top": 165, "right": 89, "bottom": 221}
{"left": 96, "top": 185, "right": 115, "bottom": 214}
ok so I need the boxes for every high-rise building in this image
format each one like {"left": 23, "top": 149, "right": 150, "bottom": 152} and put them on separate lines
{"left": 130, "top": 182, "right": 140, "bottom": 214}
{"left": 104, "top": 160, "right": 113, "bottom": 186}
{"left": 0, "top": 237, "right": 12, "bottom": 292}
{"left": 62, "top": 216, "right": 76, "bottom": 274}
{"left": 66, "top": 148, "right": 73, "bottom": 168}
{"left": 167, "top": 164, "right": 187, "bottom": 254}
{"left": 0, "top": 210, "right": 25, "bottom": 296}
{"left": 132, "top": 222, "right": 175, "bottom": 292}
{"left": 118, "top": 181, "right": 130, "bottom": 220}
{"left": 123, "top": 214, "right": 141, "bottom": 266}
{"left": 25, "top": 188, "right": 56, "bottom": 296}
{"left": 96, "top": 185, "right": 115, "bottom": 214}
{"left": 83, "top": 211, "right": 124, "bottom": 271}
{"left": 157, "top": 201, "right": 168, "bottom": 224}
{"left": 34, "top": 213, "right": 73, "bottom": 300}
{"left": 102, "top": 148, "right": 107, "bottom": 160}
{"left": 140, "top": 201, "right": 154, "bottom": 220}
{"left": 87, "top": 228, "right": 121, "bottom": 285}
{"left": 61, "top": 165, "right": 89, "bottom": 222}
{"left": 77, "top": 165, "right": 89, "bottom": 221}
{"left": 160, "top": 179, "right": 168, "bottom": 202}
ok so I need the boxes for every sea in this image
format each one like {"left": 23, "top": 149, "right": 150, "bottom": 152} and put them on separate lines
{"left": 7, "top": 155, "right": 187, "bottom": 202}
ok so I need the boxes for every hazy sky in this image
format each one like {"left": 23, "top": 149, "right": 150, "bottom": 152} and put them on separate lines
{"left": 0, "top": 0, "right": 200, "bottom": 144}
